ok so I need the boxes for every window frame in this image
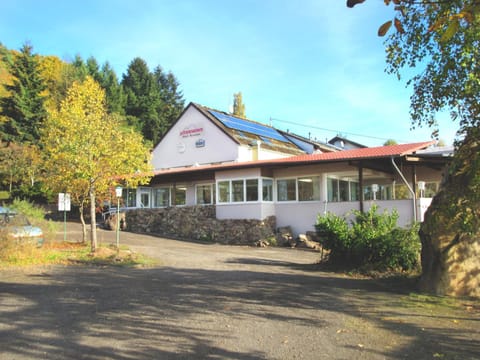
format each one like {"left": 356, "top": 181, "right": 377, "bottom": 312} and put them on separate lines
{"left": 326, "top": 175, "right": 360, "bottom": 203}
{"left": 152, "top": 187, "right": 171, "bottom": 208}
{"left": 216, "top": 177, "right": 262, "bottom": 204}
{"left": 195, "top": 183, "right": 215, "bottom": 205}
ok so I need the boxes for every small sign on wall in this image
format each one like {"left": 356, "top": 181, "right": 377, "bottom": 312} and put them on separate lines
{"left": 195, "top": 139, "right": 205, "bottom": 148}
{"left": 180, "top": 125, "right": 203, "bottom": 138}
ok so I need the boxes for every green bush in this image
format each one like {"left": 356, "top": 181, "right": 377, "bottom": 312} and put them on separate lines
{"left": 315, "top": 212, "right": 351, "bottom": 261}
{"left": 315, "top": 205, "right": 421, "bottom": 271}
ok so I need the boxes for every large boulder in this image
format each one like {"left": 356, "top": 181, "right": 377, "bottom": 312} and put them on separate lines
{"left": 419, "top": 128, "right": 480, "bottom": 298}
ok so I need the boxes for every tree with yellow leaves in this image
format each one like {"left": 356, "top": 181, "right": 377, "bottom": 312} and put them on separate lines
{"left": 41, "top": 76, "right": 152, "bottom": 251}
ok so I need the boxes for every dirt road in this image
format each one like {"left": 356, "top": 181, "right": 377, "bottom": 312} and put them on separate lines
{"left": 0, "top": 223, "right": 478, "bottom": 359}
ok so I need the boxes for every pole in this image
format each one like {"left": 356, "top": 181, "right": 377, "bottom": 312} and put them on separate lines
{"left": 116, "top": 197, "right": 120, "bottom": 250}
{"left": 63, "top": 207, "right": 66, "bottom": 242}
{"left": 63, "top": 194, "right": 67, "bottom": 242}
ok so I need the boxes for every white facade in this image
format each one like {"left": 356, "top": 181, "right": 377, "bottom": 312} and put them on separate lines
{"left": 151, "top": 104, "right": 298, "bottom": 170}
{"left": 152, "top": 106, "right": 240, "bottom": 169}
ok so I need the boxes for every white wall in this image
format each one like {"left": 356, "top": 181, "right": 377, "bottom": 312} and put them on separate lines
{"left": 152, "top": 105, "right": 239, "bottom": 169}
{"left": 364, "top": 200, "right": 415, "bottom": 227}
{"left": 275, "top": 202, "right": 324, "bottom": 236}
{"left": 215, "top": 168, "right": 261, "bottom": 180}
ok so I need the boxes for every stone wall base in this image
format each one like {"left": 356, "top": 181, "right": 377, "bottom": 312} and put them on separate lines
{"left": 125, "top": 206, "right": 276, "bottom": 245}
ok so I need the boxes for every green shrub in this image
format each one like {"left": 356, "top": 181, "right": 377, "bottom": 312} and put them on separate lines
{"left": 315, "top": 205, "right": 421, "bottom": 271}
{"left": 315, "top": 212, "right": 351, "bottom": 261}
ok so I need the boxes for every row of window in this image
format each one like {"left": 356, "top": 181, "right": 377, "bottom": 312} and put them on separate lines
{"left": 120, "top": 177, "right": 439, "bottom": 208}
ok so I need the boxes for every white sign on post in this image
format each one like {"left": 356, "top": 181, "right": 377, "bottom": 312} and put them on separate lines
{"left": 58, "top": 193, "right": 71, "bottom": 212}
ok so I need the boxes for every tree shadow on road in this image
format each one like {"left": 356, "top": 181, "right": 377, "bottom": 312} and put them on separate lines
{"left": 0, "top": 264, "right": 478, "bottom": 359}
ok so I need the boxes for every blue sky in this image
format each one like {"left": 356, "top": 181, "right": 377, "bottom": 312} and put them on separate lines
{"left": 0, "top": 0, "right": 457, "bottom": 146}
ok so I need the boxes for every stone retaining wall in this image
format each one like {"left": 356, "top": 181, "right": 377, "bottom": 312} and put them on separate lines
{"left": 125, "top": 206, "right": 276, "bottom": 245}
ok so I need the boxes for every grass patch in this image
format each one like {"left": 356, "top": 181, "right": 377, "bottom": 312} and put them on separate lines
{"left": 400, "top": 292, "right": 460, "bottom": 312}
{"left": 0, "top": 240, "right": 158, "bottom": 268}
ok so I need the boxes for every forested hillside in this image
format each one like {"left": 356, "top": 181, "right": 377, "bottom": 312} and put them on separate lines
{"left": 0, "top": 42, "right": 184, "bottom": 202}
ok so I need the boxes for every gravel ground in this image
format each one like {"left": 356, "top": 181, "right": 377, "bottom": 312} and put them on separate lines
{"left": 0, "top": 222, "right": 479, "bottom": 360}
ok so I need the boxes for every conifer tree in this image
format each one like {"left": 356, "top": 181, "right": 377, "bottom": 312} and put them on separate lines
{"left": 153, "top": 66, "right": 184, "bottom": 141}
{"left": 0, "top": 43, "right": 46, "bottom": 144}
{"left": 100, "top": 62, "right": 125, "bottom": 115}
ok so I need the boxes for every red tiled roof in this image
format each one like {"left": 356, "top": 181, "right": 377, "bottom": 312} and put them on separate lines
{"left": 153, "top": 141, "right": 435, "bottom": 176}
{"left": 279, "top": 141, "right": 436, "bottom": 162}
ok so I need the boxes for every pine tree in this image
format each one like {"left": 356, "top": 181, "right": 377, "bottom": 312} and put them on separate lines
{"left": 72, "top": 54, "right": 88, "bottom": 80}
{"left": 86, "top": 56, "right": 102, "bottom": 84}
{"left": 100, "top": 62, "right": 125, "bottom": 115}
{"left": 0, "top": 43, "right": 47, "bottom": 144}
{"left": 121, "top": 57, "right": 161, "bottom": 143}
{"left": 121, "top": 58, "right": 185, "bottom": 145}
{"left": 153, "top": 66, "right": 184, "bottom": 141}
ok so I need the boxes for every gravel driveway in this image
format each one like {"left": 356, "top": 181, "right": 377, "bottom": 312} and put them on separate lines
{"left": 0, "top": 223, "right": 479, "bottom": 359}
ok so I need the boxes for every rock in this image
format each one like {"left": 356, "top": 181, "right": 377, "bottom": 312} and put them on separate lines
{"left": 276, "top": 226, "right": 296, "bottom": 247}
{"left": 255, "top": 239, "right": 269, "bottom": 247}
{"left": 296, "top": 234, "right": 321, "bottom": 251}
{"left": 104, "top": 212, "right": 126, "bottom": 231}
{"left": 419, "top": 128, "right": 480, "bottom": 298}
{"left": 306, "top": 231, "right": 322, "bottom": 243}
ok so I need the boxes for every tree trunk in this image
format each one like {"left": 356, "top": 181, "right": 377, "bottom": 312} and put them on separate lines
{"left": 419, "top": 128, "right": 480, "bottom": 298}
{"left": 89, "top": 184, "right": 97, "bottom": 252}
{"left": 79, "top": 200, "right": 87, "bottom": 244}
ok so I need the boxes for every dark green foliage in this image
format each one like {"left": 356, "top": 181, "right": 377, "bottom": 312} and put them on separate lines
{"left": 0, "top": 43, "right": 47, "bottom": 144}
{"left": 153, "top": 66, "right": 184, "bottom": 139}
{"left": 122, "top": 58, "right": 184, "bottom": 144}
{"left": 71, "top": 54, "right": 88, "bottom": 81}
{"left": 86, "top": 56, "right": 103, "bottom": 84}
{"left": 99, "top": 62, "right": 125, "bottom": 114}
{"left": 315, "top": 205, "right": 421, "bottom": 271}
{"left": 10, "top": 182, "right": 54, "bottom": 204}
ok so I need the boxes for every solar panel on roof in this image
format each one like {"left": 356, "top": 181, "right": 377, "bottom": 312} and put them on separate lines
{"left": 209, "top": 110, "right": 289, "bottom": 143}
{"left": 260, "top": 136, "right": 272, "bottom": 145}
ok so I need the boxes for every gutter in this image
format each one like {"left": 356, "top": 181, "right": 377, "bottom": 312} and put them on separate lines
{"left": 391, "top": 157, "right": 417, "bottom": 222}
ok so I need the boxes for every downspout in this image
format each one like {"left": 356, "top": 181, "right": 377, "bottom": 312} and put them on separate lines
{"left": 358, "top": 162, "right": 364, "bottom": 212}
{"left": 391, "top": 157, "right": 416, "bottom": 222}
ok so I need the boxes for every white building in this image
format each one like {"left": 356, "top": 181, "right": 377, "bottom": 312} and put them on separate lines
{"left": 122, "top": 102, "right": 452, "bottom": 236}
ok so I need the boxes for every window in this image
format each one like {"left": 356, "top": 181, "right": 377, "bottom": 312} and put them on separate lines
{"left": 232, "top": 180, "right": 244, "bottom": 202}
{"left": 123, "top": 188, "right": 137, "bottom": 208}
{"left": 350, "top": 182, "right": 359, "bottom": 201}
{"left": 365, "top": 184, "right": 392, "bottom": 200}
{"left": 246, "top": 179, "right": 259, "bottom": 201}
{"left": 218, "top": 181, "right": 230, "bottom": 203}
{"left": 174, "top": 186, "right": 186, "bottom": 206}
{"left": 327, "top": 176, "right": 359, "bottom": 202}
{"left": 153, "top": 187, "right": 170, "bottom": 207}
{"left": 339, "top": 180, "right": 349, "bottom": 202}
{"left": 140, "top": 191, "right": 150, "bottom": 208}
{"left": 298, "top": 176, "right": 320, "bottom": 201}
{"left": 327, "top": 178, "right": 338, "bottom": 202}
{"left": 196, "top": 184, "right": 215, "bottom": 205}
{"left": 277, "top": 179, "right": 296, "bottom": 201}
{"left": 217, "top": 178, "right": 260, "bottom": 203}
{"left": 262, "top": 178, "right": 273, "bottom": 201}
